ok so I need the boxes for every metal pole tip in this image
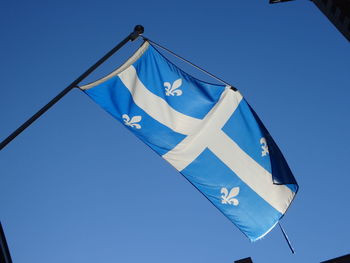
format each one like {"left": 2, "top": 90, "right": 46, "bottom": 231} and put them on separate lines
{"left": 130, "top": 25, "right": 144, "bottom": 41}
{"left": 134, "top": 25, "right": 144, "bottom": 34}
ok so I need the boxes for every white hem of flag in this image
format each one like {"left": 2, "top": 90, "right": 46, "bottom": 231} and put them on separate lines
{"left": 80, "top": 41, "right": 150, "bottom": 90}
{"left": 251, "top": 221, "right": 279, "bottom": 242}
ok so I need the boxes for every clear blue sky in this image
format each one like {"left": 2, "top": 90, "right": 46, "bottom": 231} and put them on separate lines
{"left": 1, "top": 1, "right": 349, "bottom": 262}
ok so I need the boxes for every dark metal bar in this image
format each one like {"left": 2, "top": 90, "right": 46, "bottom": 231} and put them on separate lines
{"left": 235, "top": 257, "right": 253, "bottom": 263}
{"left": 0, "top": 25, "right": 144, "bottom": 151}
{"left": 0, "top": 222, "right": 13, "bottom": 263}
{"left": 269, "top": 0, "right": 295, "bottom": 4}
{"left": 321, "top": 254, "right": 350, "bottom": 263}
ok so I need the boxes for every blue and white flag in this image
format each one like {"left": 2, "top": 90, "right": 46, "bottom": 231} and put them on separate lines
{"left": 80, "top": 41, "right": 298, "bottom": 241}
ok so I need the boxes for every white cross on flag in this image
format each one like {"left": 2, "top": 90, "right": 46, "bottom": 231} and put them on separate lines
{"left": 80, "top": 41, "right": 298, "bottom": 241}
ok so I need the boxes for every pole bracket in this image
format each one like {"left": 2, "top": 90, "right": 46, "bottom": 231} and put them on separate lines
{"left": 130, "top": 25, "right": 144, "bottom": 41}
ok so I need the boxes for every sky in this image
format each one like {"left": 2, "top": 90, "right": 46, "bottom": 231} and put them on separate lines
{"left": 0, "top": 1, "right": 349, "bottom": 263}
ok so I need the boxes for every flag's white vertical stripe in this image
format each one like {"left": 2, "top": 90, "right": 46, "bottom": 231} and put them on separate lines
{"left": 80, "top": 41, "right": 150, "bottom": 90}
{"left": 118, "top": 66, "right": 202, "bottom": 135}
{"left": 208, "top": 131, "right": 294, "bottom": 214}
{"left": 162, "top": 88, "right": 242, "bottom": 171}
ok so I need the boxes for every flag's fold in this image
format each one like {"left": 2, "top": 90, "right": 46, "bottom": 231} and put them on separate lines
{"left": 80, "top": 41, "right": 298, "bottom": 241}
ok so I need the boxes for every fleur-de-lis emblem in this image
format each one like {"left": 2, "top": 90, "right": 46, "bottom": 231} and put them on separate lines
{"left": 164, "top": 78, "right": 183, "bottom": 96}
{"left": 260, "top": 137, "right": 269, "bottom": 157}
{"left": 221, "top": 187, "right": 239, "bottom": 206}
{"left": 122, "top": 114, "right": 142, "bottom": 129}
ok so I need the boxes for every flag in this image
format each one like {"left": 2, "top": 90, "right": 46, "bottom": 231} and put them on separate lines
{"left": 80, "top": 41, "right": 298, "bottom": 241}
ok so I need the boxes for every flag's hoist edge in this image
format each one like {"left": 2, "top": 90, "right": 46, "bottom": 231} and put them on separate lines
{"left": 80, "top": 41, "right": 298, "bottom": 241}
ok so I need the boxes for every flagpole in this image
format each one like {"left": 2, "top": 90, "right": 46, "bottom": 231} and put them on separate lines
{"left": 0, "top": 25, "right": 144, "bottom": 151}
{"left": 278, "top": 222, "right": 295, "bottom": 254}
{"left": 0, "top": 222, "right": 12, "bottom": 263}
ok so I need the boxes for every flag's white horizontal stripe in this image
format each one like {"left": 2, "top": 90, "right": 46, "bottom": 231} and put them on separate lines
{"left": 118, "top": 66, "right": 202, "bottom": 135}
{"left": 80, "top": 41, "right": 150, "bottom": 90}
{"left": 163, "top": 88, "right": 243, "bottom": 170}
{"left": 208, "top": 131, "right": 295, "bottom": 214}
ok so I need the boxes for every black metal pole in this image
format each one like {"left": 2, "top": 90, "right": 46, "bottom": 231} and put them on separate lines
{"left": 0, "top": 25, "right": 144, "bottom": 151}
{"left": 0, "top": 222, "right": 12, "bottom": 263}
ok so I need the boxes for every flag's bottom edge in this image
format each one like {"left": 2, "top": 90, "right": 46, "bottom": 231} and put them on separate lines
{"left": 250, "top": 221, "right": 279, "bottom": 242}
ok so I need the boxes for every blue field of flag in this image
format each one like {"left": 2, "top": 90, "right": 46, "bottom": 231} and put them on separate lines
{"left": 81, "top": 41, "right": 298, "bottom": 241}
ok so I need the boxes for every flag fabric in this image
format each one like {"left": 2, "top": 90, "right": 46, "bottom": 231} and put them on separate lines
{"left": 80, "top": 41, "right": 298, "bottom": 241}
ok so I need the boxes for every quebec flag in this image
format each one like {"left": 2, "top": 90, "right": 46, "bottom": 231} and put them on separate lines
{"left": 80, "top": 41, "right": 298, "bottom": 241}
